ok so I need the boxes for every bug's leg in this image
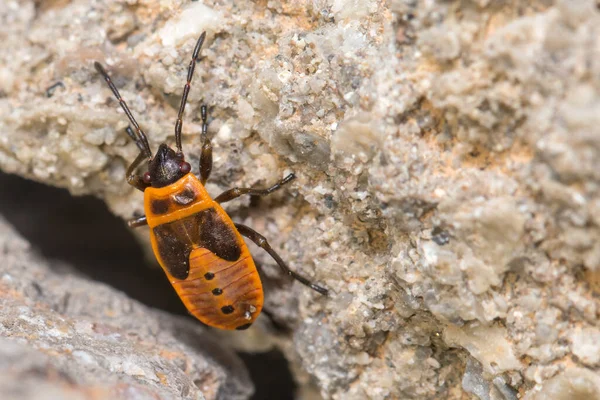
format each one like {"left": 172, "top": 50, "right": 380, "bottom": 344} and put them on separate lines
{"left": 199, "top": 104, "right": 213, "bottom": 185}
{"left": 234, "top": 223, "right": 328, "bottom": 296}
{"left": 215, "top": 173, "right": 295, "bottom": 204}
{"left": 127, "top": 151, "right": 150, "bottom": 192}
{"left": 127, "top": 215, "right": 147, "bottom": 228}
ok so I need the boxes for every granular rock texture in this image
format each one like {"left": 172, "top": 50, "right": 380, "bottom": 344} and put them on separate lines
{"left": 0, "top": 217, "right": 252, "bottom": 400}
{"left": 1, "top": 0, "right": 600, "bottom": 399}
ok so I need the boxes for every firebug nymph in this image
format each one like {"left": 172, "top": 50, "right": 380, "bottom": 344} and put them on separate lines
{"left": 94, "top": 32, "right": 328, "bottom": 330}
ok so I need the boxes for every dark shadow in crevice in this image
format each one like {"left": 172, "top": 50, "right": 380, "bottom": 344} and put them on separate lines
{"left": 0, "top": 171, "right": 186, "bottom": 314}
{"left": 239, "top": 350, "right": 297, "bottom": 400}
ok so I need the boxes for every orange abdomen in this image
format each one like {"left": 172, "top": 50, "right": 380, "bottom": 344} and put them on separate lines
{"left": 173, "top": 247, "right": 264, "bottom": 330}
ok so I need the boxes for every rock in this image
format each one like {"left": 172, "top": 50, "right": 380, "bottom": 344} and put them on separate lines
{"left": 462, "top": 358, "right": 491, "bottom": 400}
{"left": 0, "top": 217, "right": 252, "bottom": 400}
{"left": 571, "top": 327, "right": 600, "bottom": 367}
{"left": 1, "top": 0, "right": 600, "bottom": 399}
{"left": 444, "top": 324, "right": 521, "bottom": 374}
{"left": 524, "top": 368, "right": 600, "bottom": 400}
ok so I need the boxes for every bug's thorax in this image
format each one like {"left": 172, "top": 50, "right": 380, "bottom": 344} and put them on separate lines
{"left": 143, "top": 173, "right": 213, "bottom": 227}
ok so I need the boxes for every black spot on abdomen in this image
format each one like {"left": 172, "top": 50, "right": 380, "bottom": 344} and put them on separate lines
{"left": 221, "top": 305, "right": 235, "bottom": 314}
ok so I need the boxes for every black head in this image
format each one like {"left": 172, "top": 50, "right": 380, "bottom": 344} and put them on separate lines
{"left": 145, "top": 144, "right": 191, "bottom": 188}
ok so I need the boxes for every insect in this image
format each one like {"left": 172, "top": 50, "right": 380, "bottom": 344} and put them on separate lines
{"left": 94, "top": 32, "right": 328, "bottom": 330}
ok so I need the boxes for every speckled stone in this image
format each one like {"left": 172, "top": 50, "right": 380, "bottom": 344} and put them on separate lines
{"left": 1, "top": 0, "right": 600, "bottom": 399}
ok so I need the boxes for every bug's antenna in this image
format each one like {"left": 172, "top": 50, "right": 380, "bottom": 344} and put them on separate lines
{"left": 94, "top": 62, "right": 153, "bottom": 159}
{"left": 175, "top": 31, "right": 207, "bottom": 154}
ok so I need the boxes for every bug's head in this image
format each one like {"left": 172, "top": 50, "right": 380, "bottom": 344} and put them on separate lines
{"left": 145, "top": 144, "right": 191, "bottom": 188}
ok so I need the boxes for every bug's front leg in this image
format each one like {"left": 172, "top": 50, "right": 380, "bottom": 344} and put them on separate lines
{"left": 234, "top": 223, "right": 328, "bottom": 296}
{"left": 215, "top": 174, "right": 296, "bottom": 204}
{"left": 126, "top": 151, "right": 150, "bottom": 192}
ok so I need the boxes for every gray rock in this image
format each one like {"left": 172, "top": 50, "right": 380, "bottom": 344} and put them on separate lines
{"left": 1, "top": 0, "right": 600, "bottom": 399}
{"left": 462, "top": 358, "right": 491, "bottom": 400}
{"left": 0, "top": 217, "right": 252, "bottom": 400}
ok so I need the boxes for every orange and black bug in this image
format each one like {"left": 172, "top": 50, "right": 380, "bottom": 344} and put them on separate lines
{"left": 94, "top": 32, "right": 328, "bottom": 330}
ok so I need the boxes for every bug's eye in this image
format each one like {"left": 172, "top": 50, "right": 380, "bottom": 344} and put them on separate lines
{"left": 180, "top": 162, "right": 191, "bottom": 174}
{"left": 143, "top": 172, "right": 152, "bottom": 183}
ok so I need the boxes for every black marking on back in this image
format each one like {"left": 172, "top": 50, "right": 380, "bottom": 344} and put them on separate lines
{"left": 153, "top": 216, "right": 199, "bottom": 280}
{"left": 212, "top": 288, "right": 223, "bottom": 296}
{"left": 153, "top": 208, "right": 240, "bottom": 280}
{"left": 173, "top": 187, "right": 196, "bottom": 205}
{"left": 196, "top": 208, "right": 241, "bottom": 261}
{"left": 221, "top": 305, "right": 235, "bottom": 314}
{"left": 236, "top": 323, "right": 252, "bottom": 330}
{"left": 151, "top": 199, "right": 170, "bottom": 215}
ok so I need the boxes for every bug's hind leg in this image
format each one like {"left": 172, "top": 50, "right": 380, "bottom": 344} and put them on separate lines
{"left": 127, "top": 150, "right": 150, "bottom": 192}
{"left": 199, "top": 105, "right": 212, "bottom": 185}
{"left": 235, "top": 223, "right": 328, "bottom": 295}
{"left": 215, "top": 174, "right": 295, "bottom": 204}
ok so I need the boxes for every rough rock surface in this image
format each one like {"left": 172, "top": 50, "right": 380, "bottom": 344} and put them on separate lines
{"left": 1, "top": 0, "right": 600, "bottom": 399}
{"left": 0, "top": 217, "right": 252, "bottom": 400}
